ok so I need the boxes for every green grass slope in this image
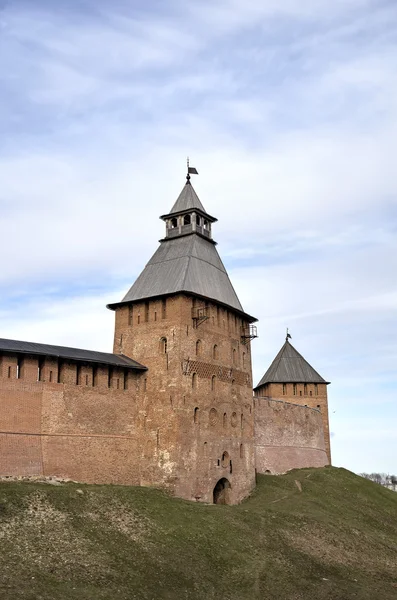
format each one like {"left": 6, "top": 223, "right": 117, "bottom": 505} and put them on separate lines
{"left": 0, "top": 467, "right": 396, "bottom": 600}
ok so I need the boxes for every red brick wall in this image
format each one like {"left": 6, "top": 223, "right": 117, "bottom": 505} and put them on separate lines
{"left": 114, "top": 294, "right": 256, "bottom": 504}
{"left": 0, "top": 353, "right": 144, "bottom": 484}
{"left": 255, "top": 382, "right": 331, "bottom": 463}
{"left": 0, "top": 299, "right": 330, "bottom": 502}
{"left": 254, "top": 396, "right": 329, "bottom": 474}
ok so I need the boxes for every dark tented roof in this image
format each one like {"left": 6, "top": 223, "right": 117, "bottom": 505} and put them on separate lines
{"left": 109, "top": 234, "right": 256, "bottom": 319}
{"left": 0, "top": 338, "right": 147, "bottom": 370}
{"left": 108, "top": 178, "right": 257, "bottom": 322}
{"left": 254, "top": 340, "right": 329, "bottom": 389}
{"left": 168, "top": 181, "right": 207, "bottom": 215}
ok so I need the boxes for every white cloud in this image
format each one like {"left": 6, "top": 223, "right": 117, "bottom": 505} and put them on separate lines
{"left": 0, "top": 0, "right": 396, "bottom": 473}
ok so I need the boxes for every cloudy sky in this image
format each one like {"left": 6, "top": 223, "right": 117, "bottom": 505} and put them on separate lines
{"left": 0, "top": 0, "right": 396, "bottom": 474}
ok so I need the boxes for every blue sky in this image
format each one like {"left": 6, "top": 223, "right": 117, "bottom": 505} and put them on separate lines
{"left": 0, "top": 0, "right": 396, "bottom": 474}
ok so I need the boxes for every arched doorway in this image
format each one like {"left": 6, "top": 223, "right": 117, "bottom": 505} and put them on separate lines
{"left": 213, "top": 478, "right": 231, "bottom": 505}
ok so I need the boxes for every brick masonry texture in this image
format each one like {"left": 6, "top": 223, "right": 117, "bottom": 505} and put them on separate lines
{"left": 254, "top": 397, "right": 328, "bottom": 474}
{"left": 0, "top": 294, "right": 331, "bottom": 503}
{"left": 113, "top": 295, "right": 256, "bottom": 504}
{"left": 254, "top": 382, "right": 331, "bottom": 464}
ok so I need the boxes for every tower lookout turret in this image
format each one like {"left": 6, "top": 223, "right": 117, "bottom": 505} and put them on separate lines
{"left": 160, "top": 176, "right": 217, "bottom": 242}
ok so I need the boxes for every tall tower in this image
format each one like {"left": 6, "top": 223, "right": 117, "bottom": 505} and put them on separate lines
{"left": 108, "top": 172, "right": 258, "bottom": 504}
{"left": 254, "top": 337, "right": 331, "bottom": 463}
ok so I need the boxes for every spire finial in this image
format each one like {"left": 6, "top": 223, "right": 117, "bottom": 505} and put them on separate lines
{"left": 286, "top": 328, "right": 292, "bottom": 342}
{"left": 186, "top": 157, "right": 198, "bottom": 183}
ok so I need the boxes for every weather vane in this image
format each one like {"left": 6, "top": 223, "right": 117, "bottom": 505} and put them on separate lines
{"left": 186, "top": 157, "right": 198, "bottom": 182}
{"left": 286, "top": 328, "right": 292, "bottom": 341}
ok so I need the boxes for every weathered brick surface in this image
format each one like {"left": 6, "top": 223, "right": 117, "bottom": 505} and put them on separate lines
{"left": 254, "top": 397, "right": 328, "bottom": 473}
{"left": 0, "top": 355, "right": 143, "bottom": 485}
{"left": 114, "top": 294, "right": 256, "bottom": 504}
{"left": 255, "top": 382, "right": 331, "bottom": 464}
{"left": 0, "top": 296, "right": 330, "bottom": 503}
{"left": 0, "top": 434, "right": 43, "bottom": 477}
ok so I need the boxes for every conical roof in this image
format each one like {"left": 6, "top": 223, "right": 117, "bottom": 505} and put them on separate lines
{"left": 111, "top": 234, "right": 253, "bottom": 316}
{"left": 108, "top": 178, "right": 256, "bottom": 321}
{"left": 169, "top": 180, "right": 207, "bottom": 215}
{"left": 254, "top": 340, "right": 329, "bottom": 389}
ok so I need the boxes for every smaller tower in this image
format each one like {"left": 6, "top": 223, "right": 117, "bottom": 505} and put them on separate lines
{"left": 254, "top": 337, "right": 331, "bottom": 463}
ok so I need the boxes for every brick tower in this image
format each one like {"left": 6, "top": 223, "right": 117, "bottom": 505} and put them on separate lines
{"left": 108, "top": 171, "right": 258, "bottom": 504}
{"left": 253, "top": 336, "right": 331, "bottom": 463}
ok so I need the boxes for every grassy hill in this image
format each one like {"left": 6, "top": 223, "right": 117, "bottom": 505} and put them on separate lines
{"left": 0, "top": 467, "right": 396, "bottom": 600}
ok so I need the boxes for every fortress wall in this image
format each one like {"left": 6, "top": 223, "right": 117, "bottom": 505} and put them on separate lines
{"left": 255, "top": 382, "right": 331, "bottom": 464}
{"left": 0, "top": 353, "right": 145, "bottom": 484}
{"left": 254, "top": 397, "right": 329, "bottom": 474}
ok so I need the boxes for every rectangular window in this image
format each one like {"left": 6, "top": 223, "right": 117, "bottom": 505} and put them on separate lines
{"left": 8, "top": 366, "right": 11, "bottom": 378}
{"left": 304, "top": 384, "right": 307, "bottom": 395}
{"left": 108, "top": 368, "right": 113, "bottom": 388}
{"left": 128, "top": 305, "right": 133, "bottom": 326}
{"left": 137, "top": 314, "right": 141, "bottom": 324}
{"left": 293, "top": 384, "right": 297, "bottom": 395}
{"left": 124, "top": 371, "right": 128, "bottom": 390}
{"left": 57, "top": 361, "right": 63, "bottom": 384}
{"left": 93, "top": 366, "right": 98, "bottom": 387}
{"left": 162, "top": 298, "right": 167, "bottom": 319}
{"left": 49, "top": 370, "right": 53, "bottom": 383}
{"left": 76, "top": 365, "right": 81, "bottom": 385}
{"left": 315, "top": 384, "right": 318, "bottom": 396}
{"left": 38, "top": 357, "right": 45, "bottom": 382}
{"left": 16, "top": 356, "right": 23, "bottom": 380}
{"left": 145, "top": 302, "right": 149, "bottom": 322}
{"left": 283, "top": 384, "right": 287, "bottom": 395}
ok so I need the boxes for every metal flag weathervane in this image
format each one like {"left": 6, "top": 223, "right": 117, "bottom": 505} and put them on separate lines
{"left": 186, "top": 157, "right": 198, "bottom": 181}
{"left": 286, "top": 328, "right": 292, "bottom": 341}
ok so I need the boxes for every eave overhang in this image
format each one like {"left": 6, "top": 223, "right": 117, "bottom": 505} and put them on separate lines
{"left": 107, "top": 291, "right": 257, "bottom": 323}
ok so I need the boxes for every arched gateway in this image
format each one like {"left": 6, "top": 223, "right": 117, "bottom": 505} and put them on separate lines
{"left": 213, "top": 478, "right": 231, "bottom": 504}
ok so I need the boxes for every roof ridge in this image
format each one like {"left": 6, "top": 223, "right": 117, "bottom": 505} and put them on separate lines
{"left": 168, "top": 181, "right": 207, "bottom": 215}
{"left": 254, "top": 340, "right": 328, "bottom": 388}
{"left": 181, "top": 254, "right": 191, "bottom": 291}
{"left": 286, "top": 341, "right": 326, "bottom": 381}
{"left": 150, "top": 240, "right": 227, "bottom": 275}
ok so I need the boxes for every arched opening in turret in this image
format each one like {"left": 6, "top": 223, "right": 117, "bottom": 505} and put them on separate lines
{"left": 183, "top": 214, "right": 191, "bottom": 225}
{"left": 170, "top": 217, "right": 178, "bottom": 228}
{"left": 213, "top": 478, "right": 231, "bottom": 505}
